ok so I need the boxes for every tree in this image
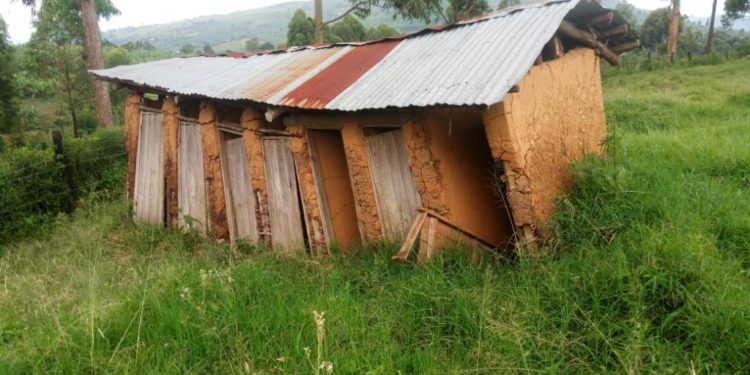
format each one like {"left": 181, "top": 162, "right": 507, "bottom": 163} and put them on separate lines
{"left": 330, "top": 15, "right": 368, "bottom": 42}
{"left": 498, "top": 0, "right": 521, "bottom": 9}
{"left": 723, "top": 0, "right": 750, "bottom": 27}
{"left": 667, "top": 0, "right": 680, "bottom": 59}
{"left": 0, "top": 16, "right": 20, "bottom": 134}
{"left": 704, "top": 0, "right": 718, "bottom": 54}
{"left": 245, "top": 37, "right": 261, "bottom": 51}
{"left": 615, "top": 1, "right": 639, "bottom": 30}
{"left": 367, "top": 24, "right": 399, "bottom": 39}
{"left": 21, "top": 0, "right": 118, "bottom": 129}
{"left": 180, "top": 44, "right": 195, "bottom": 55}
{"left": 311, "top": 0, "right": 491, "bottom": 45}
{"left": 640, "top": 8, "right": 673, "bottom": 51}
{"left": 203, "top": 44, "right": 214, "bottom": 54}
{"left": 260, "top": 42, "right": 275, "bottom": 50}
{"left": 288, "top": 9, "right": 315, "bottom": 46}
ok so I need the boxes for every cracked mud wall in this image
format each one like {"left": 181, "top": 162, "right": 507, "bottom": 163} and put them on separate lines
{"left": 124, "top": 92, "right": 142, "bottom": 201}
{"left": 199, "top": 102, "right": 229, "bottom": 239}
{"left": 483, "top": 48, "right": 607, "bottom": 239}
{"left": 287, "top": 124, "right": 328, "bottom": 254}
{"left": 162, "top": 97, "right": 179, "bottom": 227}
{"left": 408, "top": 108, "right": 515, "bottom": 247}
{"left": 240, "top": 108, "right": 270, "bottom": 242}
{"left": 341, "top": 121, "right": 382, "bottom": 241}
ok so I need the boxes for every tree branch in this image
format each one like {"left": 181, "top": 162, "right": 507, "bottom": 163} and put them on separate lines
{"left": 323, "top": 1, "right": 370, "bottom": 25}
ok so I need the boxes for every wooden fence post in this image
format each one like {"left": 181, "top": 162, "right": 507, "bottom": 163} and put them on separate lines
{"left": 52, "top": 130, "right": 77, "bottom": 213}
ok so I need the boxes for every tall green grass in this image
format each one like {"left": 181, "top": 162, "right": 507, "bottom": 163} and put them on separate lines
{"left": 0, "top": 60, "right": 748, "bottom": 373}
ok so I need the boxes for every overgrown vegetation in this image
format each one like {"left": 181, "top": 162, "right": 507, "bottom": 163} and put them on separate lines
{"left": 0, "top": 128, "right": 125, "bottom": 243}
{"left": 0, "top": 59, "right": 748, "bottom": 373}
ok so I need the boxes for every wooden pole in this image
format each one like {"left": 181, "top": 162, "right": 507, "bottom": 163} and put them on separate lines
{"left": 704, "top": 0, "right": 718, "bottom": 54}
{"left": 52, "top": 130, "right": 77, "bottom": 213}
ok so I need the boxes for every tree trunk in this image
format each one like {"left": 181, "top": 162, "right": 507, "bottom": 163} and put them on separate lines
{"left": 704, "top": 0, "right": 718, "bottom": 54}
{"left": 667, "top": 0, "right": 680, "bottom": 61}
{"left": 314, "top": 0, "right": 324, "bottom": 45}
{"left": 77, "top": 0, "right": 113, "bottom": 128}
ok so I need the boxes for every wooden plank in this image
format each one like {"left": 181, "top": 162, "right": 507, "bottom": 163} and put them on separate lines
{"left": 392, "top": 211, "right": 427, "bottom": 261}
{"left": 263, "top": 137, "right": 305, "bottom": 251}
{"left": 366, "top": 129, "right": 421, "bottom": 240}
{"left": 133, "top": 111, "right": 165, "bottom": 225}
{"left": 177, "top": 120, "right": 208, "bottom": 233}
{"left": 417, "top": 217, "right": 438, "bottom": 264}
{"left": 224, "top": 136, "right": 259, "bottom": 242}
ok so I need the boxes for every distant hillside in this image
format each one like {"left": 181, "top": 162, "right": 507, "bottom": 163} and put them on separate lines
{"left": 102, "top": 0, "right": 427, "bottom": 52}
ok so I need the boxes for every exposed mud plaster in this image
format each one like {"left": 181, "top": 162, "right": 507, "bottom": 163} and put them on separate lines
{"left": 124, "top": 92, "right": 142, "bottom": 201}
{"left": 416, "top": 109, "right": 515, "bottom": 247}
{"left": 340, "top": 122, "right": 382, "bottom": 241}
{"left": 162, "top": 97, "right": 179, "bottom": 227}
{"left": 483, "top": 48, "right": 606, "bottom": 242}
{"left": 240, "top": 108, "right": 270, "bottom": 242}
{"left": 402, "top": 118, "right": 447, "bottom": 215}
{"left": 287, "top": 124, "right": 328, "bottom": 255}
{"left": 199, "top": 102, "right": 229, "bottom": 239}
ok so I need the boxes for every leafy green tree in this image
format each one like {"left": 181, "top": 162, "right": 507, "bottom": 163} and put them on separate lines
{"left": 245, "top": 37, "right": 261, "bottom": 50}
{"left": 260, "top": 42, "right": 275, "bottom": 50}
{"left": 498, "top": 0, "right": 522, "bottom": 9}
{"left": 446, "top": 0, "right": 489, "bottom": 21}
{"left": 640, "top": 8, "right": 674, "bottom": 51}
{"left": 203, "top": 44, "right": 214, "bottom": 54}
{"left": 330, "top": 15, "right": 368, "bottom": 42}
{"left": 723, "top": 0, "right": 750, "bottom": 26}
{"left": 180, "top": 44, "right": 195, "bottom": 55}
{"left": 0, "top": 16, "right": 19, "bottom": 134}
{"left": 288, "top": 9, "right": 315, "bottom": 46}
{"left": 104, "top": 47, "right": 131, "bottom": 68}
{"left": 615, "top": 1, "right": 639, "bottom": 30}
{"left": 367, "top": 24, "right": 400, "bottom": 40}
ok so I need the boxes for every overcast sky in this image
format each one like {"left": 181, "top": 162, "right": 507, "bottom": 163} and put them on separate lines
{"left": 0, "top": 0, "right": 727, "bottom": 44}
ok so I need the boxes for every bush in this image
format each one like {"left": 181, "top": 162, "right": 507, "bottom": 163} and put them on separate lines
{"left": 0, "top": 128, "right": 125, "bottom": 244}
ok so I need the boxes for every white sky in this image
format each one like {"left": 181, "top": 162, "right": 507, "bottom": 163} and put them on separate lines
{"left": 0, "top": 0, "right": 727, "bottom": 44}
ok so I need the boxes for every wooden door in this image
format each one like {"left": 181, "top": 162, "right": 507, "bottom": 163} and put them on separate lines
{"left": 221, "top": 135, "right": 258, "bottom": 242}
{"left": 263, "top": 137, "right": 305, "bottom": 251}
{"left": 366, "top": 129, "right": 421, "bottom": 240}
{"left": 177, "top": 120, "right": 208, "bottom": 233}
{"left": 133, "top": 111, "right": 165, "bottom": 225}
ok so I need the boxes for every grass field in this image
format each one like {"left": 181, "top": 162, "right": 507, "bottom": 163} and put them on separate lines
{"left": 1, "top": 59, "right": 749, "bottom": 374}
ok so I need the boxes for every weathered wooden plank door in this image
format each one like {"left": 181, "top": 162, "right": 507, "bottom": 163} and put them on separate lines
{"left": 221, "top": 135, "right": 258, "bottom": 242}
{"left": 133, "top": 111, "right": 165, "bottom": 225}
{"left": 177, "top": 120, "right": 208, "bottom": 233}
{"left": 263, "top": 137, "right": 305, "bottom": 251}
{"left": 366, "top": 129, "right": 421, "bottom": 240}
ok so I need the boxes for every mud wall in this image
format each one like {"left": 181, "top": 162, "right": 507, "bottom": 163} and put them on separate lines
{"left": 124, "top": 92, "right": 142, "bottom": 200}
{"left": 340, "top": 121, "right": 382, "bottom": 241}
{"left": 287, "top": 124, "right": 328, "bottom": 254}
{"left": 483, "top": 48, "right": 607, "bottom": 240}
{"left": 162, "top": 97, "right": 180, "bottom": 227}
{"left": 199, "top": 102, "right": 229, "bottom": 239}
{"left": 240, "top": 108, "right": 270, "bottom": 241}
{"left": 407, "top": 108, "right": 515, "bottom": 247}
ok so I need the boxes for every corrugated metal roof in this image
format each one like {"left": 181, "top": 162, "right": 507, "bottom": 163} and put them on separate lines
{"left": 91, "top": 0, "right": 628, "bottom": 112}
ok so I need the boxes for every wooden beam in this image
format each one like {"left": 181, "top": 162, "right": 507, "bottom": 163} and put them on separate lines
{"left": 597, "top": 23, "right": 629, "bottom": 40}
{"left": 611, "top": 40, "right": 641, "bottom": 54}
{"left": 588, "top": 11, "right": 614, "bottom": 25}
{"left": 558, "top": 20, "right": 620, "bottom": 66}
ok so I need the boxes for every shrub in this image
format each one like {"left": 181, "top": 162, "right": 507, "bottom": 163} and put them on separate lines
{"left": 0, "top": 128, "right": 125, "bottom": 244}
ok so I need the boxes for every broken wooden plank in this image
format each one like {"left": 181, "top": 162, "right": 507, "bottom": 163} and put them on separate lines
{"left": 392, "top": 211, "right": 428, "bottom": 262}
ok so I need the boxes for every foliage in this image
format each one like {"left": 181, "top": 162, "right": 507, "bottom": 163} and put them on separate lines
{"left": 367, "top": 23, "right": 400, "bottom": 39}
{"left": 497, "top": 0, "right": 522, "bottom": 9}
{"left": 723, "top": 0, "right": 750, "bottom": 26}
{"left": 0, "top": 16, "right": 20, "bottom": 134}
{"left": 330, "top": 15, "right": 369, "bottom": 42}
{"left": 640, "top": 8, "right": 675, "bottom": 51}
{"left": 287, "top": 9, "right": 315, "bottom": 46}
{"left": 244, "top": 37, "right": 275, "bottom": 51}
{"left": 203, "top": 44, "right": 214, "bottom": 54}
{"left": 179, "top": 43, "right": 195, "bottom": 55}
{"left": 104, "top": 47, "right": 132, "bottom": 68}
{"left": 0, "top": 128, "right": 125, "bottom": 244}
{"left": 615, "top": 0, "right": 639, "bottom": 30}
{"left": 350, "top": 0, "right": 491, "bottom": 24}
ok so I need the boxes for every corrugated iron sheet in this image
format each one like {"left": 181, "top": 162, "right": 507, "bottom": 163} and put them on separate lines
{"left": 91, "top": 0, "right": 592, "bottom": 111}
